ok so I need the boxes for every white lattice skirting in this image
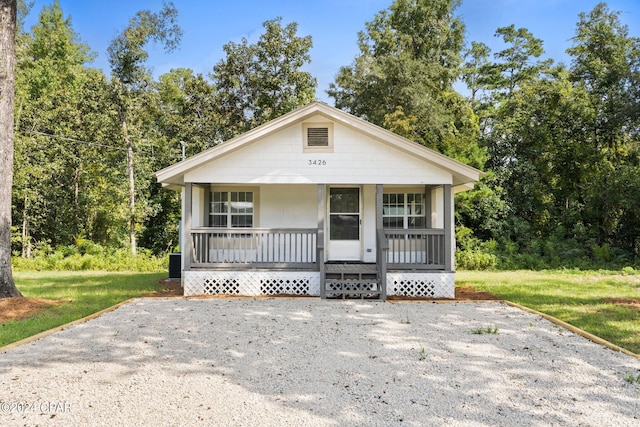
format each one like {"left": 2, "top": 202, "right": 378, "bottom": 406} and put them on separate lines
{"left": 387, "top": 272, "right": 455, "bottom": 299}
{"left": 183, "top": 271, "right": 321, "bottom": 296}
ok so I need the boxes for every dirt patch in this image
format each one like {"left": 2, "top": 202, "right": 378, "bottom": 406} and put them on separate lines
{"left": 387, "top": 285, "right": 500, "bottom": 301}
{"left": 455, "top": 285, "right": 500, "bottom": 300}
{"left": 145, "top": 279, "right": 183, "bottom": 297}
{"left": 1, "top": 282, "right": 498, "bottom": 323}
{"left": 170, "top": 282, "right": 498, "bottom": 301}
{"left": 602, "top": 298, "right": 640, "bottom": 312}
{"left": 0, "top": 297, "right": 68, "bottom": 323}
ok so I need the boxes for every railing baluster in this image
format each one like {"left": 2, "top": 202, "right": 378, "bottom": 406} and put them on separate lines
{"left": 382, "top": 229, "right": 446, "bottom": 270}
{"left": 191, "top": 227, "right": 358, "bottom": 268}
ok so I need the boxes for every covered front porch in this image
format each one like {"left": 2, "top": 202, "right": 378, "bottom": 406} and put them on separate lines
{"left": 181, "top": 183, "right": 455, "bottom": 299}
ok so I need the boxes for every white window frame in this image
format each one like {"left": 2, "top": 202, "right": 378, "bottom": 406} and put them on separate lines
{"left": 383, "top": 192, "right": 427, "bottom": 229}
{"left": 210, "top": 188, "right": 258, "bottom": 228}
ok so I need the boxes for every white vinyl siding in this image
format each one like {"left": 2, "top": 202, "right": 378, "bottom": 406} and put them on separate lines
{"left": 185, "top": 119, "right": 454, "bottom": 185}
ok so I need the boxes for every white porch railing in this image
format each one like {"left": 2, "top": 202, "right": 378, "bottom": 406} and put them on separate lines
{"left": 384, "top": 229, "right": 446, "bottom": 269}
{"left": 191, "top": 228, "right": 318, "bottom": 269}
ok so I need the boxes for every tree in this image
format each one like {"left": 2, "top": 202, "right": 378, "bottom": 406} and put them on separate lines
{"left": 0, "top": 0, "right": 21, "bottom": 297}
{"left": 328, "top": 0, "right": 485, "bottom": 168}
{"left": 492, "top": 25, "right": 548, "bottom": 97}
{"left": 566, "top": 2, "right": 640, "bottom": 253}
{"left": 212, "top": 17, "right": 316, "bottom": 138}
{"left": 107, "top": 2, "right": 181, "bottom": 256}
{"left": 153, "top": 68, "right": 219, "bottom": 157}
{"left": 461, "top": 24, "right": 558, "bottom": 246}
{"left": 458, "top": 2, "right": 640, "bottom": 266}
{"left": 461, "top": 41, "right": 496, "bottom": 104}
{"left": 13, "top": 0, "right": 102, "bottom": 253}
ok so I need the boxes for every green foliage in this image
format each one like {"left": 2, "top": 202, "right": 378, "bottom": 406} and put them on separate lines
{"left": 10, "top": 1, "right": 640, "bottom": 272}
{"left": 456, "top": 248, "right": 498, "bottom": 271}
{"left": 153, "top": 68, "right": 220, "bottom": 157}
{"left": 416, "top": 343, "right": 427, "bottom": 361}
{"left": 492, "top": 24, "right": 548, "bottom": 96}
{"left": 399, "top": 310, "right": 411, "bottom": 324}
{"left": 12, "top": 243, "right": 167, "bottom": 272}
{"left": 107, "top": 2, "right": 183, "bottom": 257}
{"left": 14, "top": 1, "right": 125, "bottom": 253}
{"left": 212, "top": 17, "right": 316, "bottom": 138}
{"left": 455, "top": 225, "right": 498, "bottom": 270}
{"left": 623, "top": 371, "right": 640, "bottom": 384}
{"left": 11, "top": 3, "right": 319, "bottom": 260}
{"left": 107, "top": 2, "right": 181, "bottom": 87}
{"left": 328, "top": 0, "right": 486, "bottom": 169}
{"left": 471, "top": 325, "right": 498, "bottom": 335}
{"left": 461, "top": 2, "right": 640, "bottom": 269}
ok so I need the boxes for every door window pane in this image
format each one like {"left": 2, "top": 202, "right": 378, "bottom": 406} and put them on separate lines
{"left": 329, "top": 188, "right": 360, "bottom": 240}
{"left": 330, "top": 188, "right": 359, "bottom": 213}
{"left": 330, "top": 215, "right": 360, "bottom": 240}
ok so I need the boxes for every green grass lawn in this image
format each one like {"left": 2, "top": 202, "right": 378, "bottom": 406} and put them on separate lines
{"left": 1, "top": 271, "right": 167, "bottom": 347}
{"left": 456, "top": 270, "right": 640, "bottom": 355}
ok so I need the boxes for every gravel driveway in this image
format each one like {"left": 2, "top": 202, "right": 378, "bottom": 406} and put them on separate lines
{"left": 1, "top": 298, "right": 639, "bottom": 426}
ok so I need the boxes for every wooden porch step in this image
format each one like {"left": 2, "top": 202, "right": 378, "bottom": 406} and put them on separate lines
{"left": 325, "top": 278, "right": 382, "bottom": 300}
{"left": 325, "top": 262, "right": 377, "bottom": 275}
{"left": 323, "top": 262, "right": 383, "bottom": 300}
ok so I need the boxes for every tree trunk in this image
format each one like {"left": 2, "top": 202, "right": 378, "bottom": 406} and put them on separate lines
{"left": 0, "top": 0, "right": 22, "bottom": 298}
{"left": 74, "top": 166, "right": 79, "bottom": 234}
{"left": 22, "top": 193, "right": 31, "bottom": 258}
{"left": 117, "top": 103, "right": 137, "bottom": 257}
{"left": 127, "top": 133, "right": 136, "bottom": 257}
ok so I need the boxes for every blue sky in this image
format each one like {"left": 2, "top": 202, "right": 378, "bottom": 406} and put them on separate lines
{"left": 24, "top": 1, "right": 640, "bottom": 103}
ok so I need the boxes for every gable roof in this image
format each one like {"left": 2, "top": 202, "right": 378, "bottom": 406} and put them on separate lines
{"left": 155, "top": 102, "right": 483, "bottom": 189}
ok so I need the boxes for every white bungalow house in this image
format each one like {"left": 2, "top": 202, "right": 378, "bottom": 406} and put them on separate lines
{"left": 155, "top": 102, "right": 481, "bottom": 299}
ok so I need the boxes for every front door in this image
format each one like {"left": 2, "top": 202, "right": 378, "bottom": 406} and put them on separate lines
{"left": 327, "top": 187, "right": 361, "bottom": 261}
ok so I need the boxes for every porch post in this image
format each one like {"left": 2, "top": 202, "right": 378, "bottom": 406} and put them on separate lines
{"left": 376, "top": 184, "right": 387, "bottom": 300}
{"left": 183, "top": 182, "right": 193, "bottom": 271}
{"left": 317, "top": 184, "right": 326, "bottom": 298}
{"left": 443, "top": 184, "right": 454, "bottom": 271}
{"left": 425, "top": 185, "right": 432, "bottom": 228}
{"left": 203, "top": 186, "right": 211, "bottom": 227}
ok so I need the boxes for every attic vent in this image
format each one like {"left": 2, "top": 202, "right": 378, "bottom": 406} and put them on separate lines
{"left": 303, "top": 122, "right": 333, "bottom": 152}
{"left": 307, "top": 127, "right": 329, "bottom": 146}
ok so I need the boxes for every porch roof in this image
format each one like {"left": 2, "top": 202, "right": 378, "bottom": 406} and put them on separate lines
{"left": 155, "top": 102, "right": 482, "bottom": 191}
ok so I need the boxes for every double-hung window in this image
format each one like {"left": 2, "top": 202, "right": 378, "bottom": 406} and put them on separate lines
{"left": 383, "top": 193, "right": 426, "bottom": 229}
{"left": 210, "top": 191, "right": 254, "bottom": 228}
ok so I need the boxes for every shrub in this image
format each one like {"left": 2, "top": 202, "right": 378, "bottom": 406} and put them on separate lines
{"left": 456, "top": 249, "right": 497, "bottom": 270}
{"left": 12, "top": 243, "right": 167, "bottom": 272}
